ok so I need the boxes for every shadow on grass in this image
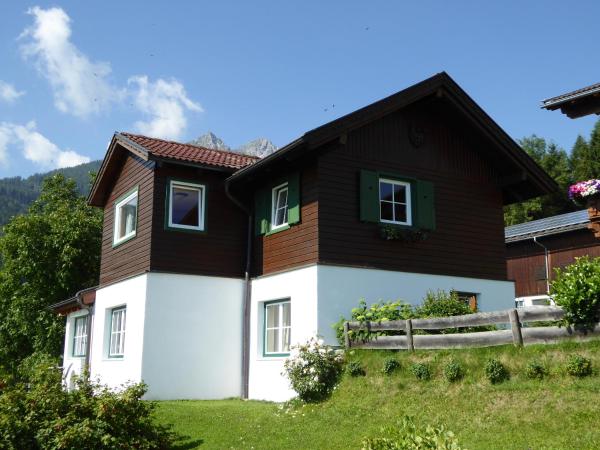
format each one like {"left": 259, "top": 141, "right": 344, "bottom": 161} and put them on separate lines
{"left": 171, "top": 437, "right": 204, "bottom": 449}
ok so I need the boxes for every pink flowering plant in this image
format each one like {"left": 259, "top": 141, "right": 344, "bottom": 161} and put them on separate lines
{"left": 282, "top": 337, "right": 344, "bottom": 403}
{"left": 568, "top": 179, "right": 600, "bottom": 204}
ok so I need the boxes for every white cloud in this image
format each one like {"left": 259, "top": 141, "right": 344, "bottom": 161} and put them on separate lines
{"left": 0, "top": 121, "right": 90, "bottom": 169}
{"left": 0, "top": 81, "right": 25, "bottom": 103}
{"left": 129, "top": 76, "right": 202, "bottom": 140}
{"left": 19, "top": 6, "right": 202, "bottom": 140}
{"left": 0, "top": 124, "right": 12, "bottom": 166}
{"left": 19, "top": 6, "right": 122, "bottom": 118}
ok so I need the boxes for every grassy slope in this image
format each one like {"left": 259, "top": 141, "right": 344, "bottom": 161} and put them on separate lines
{"left": 157, "top": 339, "right": 600, "bottom": 449}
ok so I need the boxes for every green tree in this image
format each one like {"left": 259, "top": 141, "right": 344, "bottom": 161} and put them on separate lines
{"left": 570, "top": 120, "right": 600, "bottom": 182}
{"left": 504, "top": 135, "right": 574, "bottom": 225}
{"left": 0, "top": 174, "right": 102, "bottom": 371}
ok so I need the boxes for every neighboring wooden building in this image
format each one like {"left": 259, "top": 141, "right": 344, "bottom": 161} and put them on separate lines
{"left": 53, "top": 72, "right": 556, "bottom": 402}
{"left": 541, "top": 81, "right": 600, "bottom": 118}
{"left": 506, "top": 210, "right": 600, "bottom": 305}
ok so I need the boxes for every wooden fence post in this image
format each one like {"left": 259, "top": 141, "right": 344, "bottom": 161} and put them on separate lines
{"left": 343, "top": 321, "right": 350, "bottom": 349}
{"left": 406, "top": 319, "right": 414, "bottom": 352}
{"left": 509, "top": 308, "right": 523, "bottom": 346}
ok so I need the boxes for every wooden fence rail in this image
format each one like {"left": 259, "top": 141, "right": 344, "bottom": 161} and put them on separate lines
{"left": 344, "top": 306, "right": 600, "bottom": 351}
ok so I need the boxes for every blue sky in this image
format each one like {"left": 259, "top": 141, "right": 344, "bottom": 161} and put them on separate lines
{"left": 0, "top": 1, "right": 598, "bottom": 177}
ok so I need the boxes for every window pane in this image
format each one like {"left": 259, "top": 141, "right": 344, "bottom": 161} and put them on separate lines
{"left": 394, "top": 184, "right": 406, "bottom": 203}
{"left": 380, "top": 201, "right": 393, "bottom": 221}
{"left": 379, "top": 182, "right": 393, "bottom": 202}
{"left": 266, "top": 305, "right": 279, "bottom": 328}
{"left": 266, "top": 329, "right": 280, "bottom": 353}
{"left": 282, "top": 303, "right": 291, "bottom": 327}
{"left": 282, "top": 327, "right": 291, "bottom": 352}
{"left": 277, "top": 188, "right": 288, "bottom": 210}
{"left": 275, "top": 207, "right": 286, "bottom": 226}
{"left": 172, "top": 186, "right": 200, "bottom": 226}
{"left": 118, "top": 197, "right": 137, "bottom": 239}
{"left": 394, "top": 204, "right": 407, "bottom": 223}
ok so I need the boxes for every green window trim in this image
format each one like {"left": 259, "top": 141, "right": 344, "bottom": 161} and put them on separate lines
{"left": 360, "top": 170, "right": 435, "bottom": 231}
{"left": 262, "top": 299, "right": 291, "bottom": 357}
{"left": 108, "top": 306, "right": 126, "bottom": 359}
{"left": 254, "top": 172, "right": 301, "bottom": 236}
{"left": 164, "top": 178, "right": 208, "bottom": 234}
{"left": 112, "top": 186, "right": 139, "bottom": 248}
{"left": 71, "top": 315, "right": 89, "bottom": 358}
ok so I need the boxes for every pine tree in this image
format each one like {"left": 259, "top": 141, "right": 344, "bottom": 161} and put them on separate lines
{"left": 570, "top": 135, "right": 589, "bottom": 182}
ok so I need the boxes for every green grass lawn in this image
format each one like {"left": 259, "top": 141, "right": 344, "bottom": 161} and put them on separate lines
{"left": 156, "top": 339, "right": 600, "bottom": 449}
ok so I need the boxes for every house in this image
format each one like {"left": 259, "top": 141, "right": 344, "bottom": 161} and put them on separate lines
{"left": 52, "top": 72, "right": 556, "bottom": 402}
{"left": 541, "top": 81, "right": 600, "bottom": 118}
{"left": 506, "top": 209, "right": 600, "bottom": 307}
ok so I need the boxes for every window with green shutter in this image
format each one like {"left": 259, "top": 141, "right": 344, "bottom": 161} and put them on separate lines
{"left": 254, "top": 172, "right": 301, "bottom": 235}
{"left": 360, "top": 170, "right": 435, "bottom": 231}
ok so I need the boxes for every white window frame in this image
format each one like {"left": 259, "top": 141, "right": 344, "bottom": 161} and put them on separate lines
{"left": 72, "top": 315, "right": 89, "bottom": 358}
{"left": 108, "top": 306, "right": 126, "bottom": 358}
{"left": 271, "top": 182, "right": 289, "bottom": 230}
{"left": 168, "top": 180, "right": 206, "bottom": 231}
{"left": 113, "top": 189, "right": 138, "bottom": 245}
{"left": 379, "top": 178, "right": 412, "bottom": 226}
{"left": 264, "top": 300, "right": 291, "bottom": 356}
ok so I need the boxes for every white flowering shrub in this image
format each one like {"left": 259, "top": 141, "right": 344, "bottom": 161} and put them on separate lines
{"left": 282, "top": 337, "right": 344, "bottom": 403}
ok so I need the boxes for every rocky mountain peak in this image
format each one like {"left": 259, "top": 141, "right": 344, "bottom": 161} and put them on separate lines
{"left": 188, "top": 132, "right": 230, "bottom": 151}
{"left": 187, "top": 133, "right": 278, "bottom": 158}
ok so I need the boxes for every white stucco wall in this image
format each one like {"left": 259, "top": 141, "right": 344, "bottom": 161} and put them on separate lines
{"left": 61, "top": 309, "right": 90, "bottom": 389}
{"left": 247, "top": 263, "right": 515, "bottom": 402}
{"left": 89, "top": 274, "right": 148, "bottom": 389}
{"left": 142, "top": 272, "right": 244, "bottom": 400}
{"left": 248, "top": 265, "right": 318, "bottom": 401}
{"left": 317, "top": 264, "right": 516, "bottom": 343}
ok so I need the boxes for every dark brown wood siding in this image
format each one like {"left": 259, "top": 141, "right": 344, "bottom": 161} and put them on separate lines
{"left": 506, "top": 229, "right": 600, "bottom": 297}
{"left": 254, "top": 163, "right": 319, "bottom": 275}
{"left": 99, "top": 153, "right": 155, "bottom": 286}
{"left": 150, "top": 163, "right": 247, "bottom": 278}
{"left": 317, "top": 104, "right": 508, "bottom": 280}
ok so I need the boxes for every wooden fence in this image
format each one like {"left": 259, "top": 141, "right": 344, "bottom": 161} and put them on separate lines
{"left": 343, "top": 306, "right": 600, "bottom": 351}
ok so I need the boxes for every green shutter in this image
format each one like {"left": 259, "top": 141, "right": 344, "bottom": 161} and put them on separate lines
{"left": 360, "top": 169, "right": 379, "bottom": 222}
{"left": 254, "top": 188, "right": 270, "bottom": 235}
{"left": 287, "top": 172, "right": 301, "bottom": 225}
{"left": 415, "top": 180, "right": 435, "bottom": 230}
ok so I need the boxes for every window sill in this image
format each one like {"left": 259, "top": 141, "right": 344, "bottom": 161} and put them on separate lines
{"left": 112, "top": 233, "right": 137, "bottom": 249}
{"left": 258, "top": 354, "right": 290, "bottom": 361}
{"left": 266, "top": 224, "right": 290, "bottom": 236}
{"left": 164, "top": 224, "right": 207, "bottom": 234}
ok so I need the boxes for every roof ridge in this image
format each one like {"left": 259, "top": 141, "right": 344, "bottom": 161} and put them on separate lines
{"left": 119, "top": 132, "right": 260, "bottom": 161}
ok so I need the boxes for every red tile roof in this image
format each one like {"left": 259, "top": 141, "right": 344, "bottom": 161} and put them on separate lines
{"left": 119, "top": 132, "right": 259, "bottom": 170}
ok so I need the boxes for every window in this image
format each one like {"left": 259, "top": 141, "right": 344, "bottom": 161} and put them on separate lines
{"left": 271, "top": 183, "right": 289, "bottom": 229}
{"left": 72, "top": 315, "right": 89, "bottom": 357}
{"left": 454, "top": 291, "right": 478, "bottom": 311}
{"left": 515, "top": 299, "right": 524, "bottom": 308}
{"left": 108, "top": 307, "right": 126, "bottom": 357}
{"left": 264, "top": 300, "right": 291, "bottom": 356}
{"left": 168, "top": 180, "right": 205, "bottom": 231}
{"left": 254, "top": 173, "right": 300, "bottom": 235}
{"left": 379, "top": 178, "right": 412, "bottom": 225}
{"left": 359, "top": 170, "right": 435, "bottom": 230}
{"left": 114, "top": 189, "right": 138, "bottom": 245}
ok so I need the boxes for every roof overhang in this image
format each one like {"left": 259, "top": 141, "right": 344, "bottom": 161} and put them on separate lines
{"left": 541, "top": 82, "right": 600, "bottom": 118}
{"left": 88, "top": 133, "right": 239, "bottom": 207}
{"left": 227, "top": 72, "right": 557, "bottom": 204}
{"left": 50, "top": 286, "right": 97, "bottom": 315}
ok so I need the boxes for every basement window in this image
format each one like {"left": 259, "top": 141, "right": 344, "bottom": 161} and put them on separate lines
{"left": 271, "top": 183, "right": 289, "bottom": 229}
{"left": 113, "top": 188, "right": 138, "bottom": 246}
{"left": 379, "top": 178, "right": 412, "bottom": 226}
{"left": 167, "top": 180, "right": 205, "bottom": 231}
{"left": 264, "top": 300, "right": 291, "bottom": 356}
{"left": 72, "top": 315, "right": 89, "bottom": 357}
